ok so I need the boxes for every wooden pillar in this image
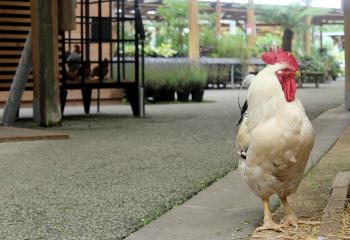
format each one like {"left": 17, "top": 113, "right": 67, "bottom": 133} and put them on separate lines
{"left": 247, "top": 0, "right": 256, "bottom": 47}
{"left": 320, "top": 24, "right": 323, "bottom": 50}
{"left": 343, "top": 0, "right": 350, "bottom": 109}
{"left": 215, "top": 0, "right": 221, "bottom": 38}
{"left": 188, "top": 0, "right": 200, "bottom": 60}
{"left": 303, "top": 16, "right": 312, "bottom": 54}
{"left": 31, "top": 0, "right": 62, "bottom": 126}
{"left": 303, "top": 1, "right": 311, "bottom": 55}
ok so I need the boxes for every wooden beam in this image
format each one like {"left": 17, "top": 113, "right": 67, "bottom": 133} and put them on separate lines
{"left": 188, "top": 0, "right": 200, "bottom": 60}
{"left": 31, "top": 0, "right": 62, "bottom": 126}
{"left": 247, "top": 0, "right": 256, "bottom": 47}
{"left": 215, "top": 0, "right": 221, "bottom": 38}
{"left": 343, "top": 0, "right": 350, "bottom": 109}
{"left": 0, "top": 1, "right": 30, "bottom": 7}
{"left": 0, "top": 17, "right": 31, "bottom": 23}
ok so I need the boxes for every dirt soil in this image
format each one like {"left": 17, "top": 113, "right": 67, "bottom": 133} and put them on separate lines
{"left": 339, "top": 198, "right": 350, "bottom": 239}
{"left": 250, "top": 126, "right": 350, "bottom": 240}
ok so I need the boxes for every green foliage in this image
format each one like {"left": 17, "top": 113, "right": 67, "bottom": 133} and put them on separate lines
{"left": 200, "top": 12, "right": 256, "bottom": 59}
{"left": 154, "top": 43, "right": 178, "bottom": 58}
{"left": 298, "top": 54, "right": 324, "bottom": 72}
{"left": 123, "top": 62, "right": 208, "bottom": 92}
{"left": 202, "top": 31, "right": 254, "bottom": 59}
{"left": 256, "top": 4, "right": 328, "bottom": 31}
{"left": 156, "top": 0, "right": 189, "bottom": 56}
{"left": 176, "top": 64, "right": 208, "bottom": 91}
{"left": 255, "top": 33, "right": 281, "bottom": 54}
{"left": 117, "top": 44, "right": 177, "bottom": 58}
{"left": 298, "top": 50, "right": 341, "bottom": 79}
{"left": 206, "top": 65, "right": 230, "bottom": 84}
{"left": 144, "top": 44, "right": 178, "bottom": 58}
{"left": 199, "top": 14, "right": 217, "bottom": 56}
{"left": 256, "top": 3, "right": 329, "bottom": 52}
{"left": 215, "top": 33, "right": 247, "bottom": 58}
{"left": 156, "top": 0, "right": 209, "bottom": 57}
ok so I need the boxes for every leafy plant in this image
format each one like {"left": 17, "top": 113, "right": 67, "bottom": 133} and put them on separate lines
{"left": 122, "top": 61, "right": 207, "bottom": 94}
{"left": 255, "top": 33, "right": 281, "bottom": 54}
{"left": 187, "top": 65, "right": 208, "bottom": 90}
{"left": 256, "top": 3, "right": 329, "bottom": 52}
{"left": 206, "top": 31, "right": 255, "bottom": 60}
{"left": 156, "top": 0, "right": 209, "bottom": 57}
{"left": 204, "top": 64, "right": 230, "bottom": 85}
{"left": 156, "top": 0, "right": 189, "bottom": 56}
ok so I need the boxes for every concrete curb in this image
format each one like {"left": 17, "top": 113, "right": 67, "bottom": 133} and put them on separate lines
{"left": 318, "top": 171, "right": 350, "bottom": 239}
{"left": 125, "top": 105, "right": 350, "bottom": 240}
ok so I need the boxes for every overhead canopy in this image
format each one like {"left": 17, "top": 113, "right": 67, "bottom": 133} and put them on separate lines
{"left": 125, "top": 0, "right": 343, "bottom": 26}
{"left": 125, "top": 0, "right": 247, "bottom": 22}
{"left": 312, "top": 9, "right": 344, "bottom": 25}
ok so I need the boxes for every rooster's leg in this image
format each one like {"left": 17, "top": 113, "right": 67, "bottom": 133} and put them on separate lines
{"left": 280, "top": 196, "right": 298, "bottom": 229}
{"left": 255, "top": 198, "right": 284, "bottom": 232}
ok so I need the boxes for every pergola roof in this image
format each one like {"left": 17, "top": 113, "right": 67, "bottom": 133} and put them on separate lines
{"left": 125, "top": 0, "right": 247, "bottom": 22}
{"left": 125, "top": 0, "right": 344, "bottom": 26}
{"left": 312, "top": 10, "right": 344, "bottom": 25}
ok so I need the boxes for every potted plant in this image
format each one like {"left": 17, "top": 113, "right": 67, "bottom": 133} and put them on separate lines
{"left": 176, "top": 64, "right": 191, "bottom": 102}
{"left": 144, "top": 63, "right": 164, "bottom": 102}
{"left": 190, "top": 66, "right": 207, "bottom": 102}
{"left": 158, "top": 64, "right": 177, "bottom": 101}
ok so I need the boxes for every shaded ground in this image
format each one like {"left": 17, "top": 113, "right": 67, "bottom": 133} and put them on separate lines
{"left": 0, "top": 80, "right": 345, "bottom": 239}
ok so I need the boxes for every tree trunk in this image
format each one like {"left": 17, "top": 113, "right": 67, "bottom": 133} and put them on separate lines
{"left": 282, "top": 28, "right": 294, "bottom": 52}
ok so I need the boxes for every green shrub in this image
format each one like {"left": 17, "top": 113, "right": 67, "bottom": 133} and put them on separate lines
{"left": 179, "top": 64, "right": 207, "bottom": 91}
{"left": 255, "top": 33, "right": 281, "bottom": 54}
{"left": 121, "top": 61, "right": 207, "bottom": 93}
{"left": 205, "top": 64, "right": 229, "bottom": 85}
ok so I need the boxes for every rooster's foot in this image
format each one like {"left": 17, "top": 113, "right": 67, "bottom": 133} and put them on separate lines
{"left": 254, "top": 220, "right": 284, "bottom": 233}
{"left": 280, "top": 214, "right": 298, "bottom": 229}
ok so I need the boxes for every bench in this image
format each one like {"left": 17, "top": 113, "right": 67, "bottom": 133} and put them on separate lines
{"left": 300, "top": 71, "right": 325, "bottom": 88}
{"left": 60, "top": 78, "right": 140, "bottom": 116}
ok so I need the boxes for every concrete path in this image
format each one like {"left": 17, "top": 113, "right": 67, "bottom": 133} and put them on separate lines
{"left": 0, "top": 81, "right": 345, "bottom": 239}
{"left": 126, "top": 105, "right": 350, "bottom": 240}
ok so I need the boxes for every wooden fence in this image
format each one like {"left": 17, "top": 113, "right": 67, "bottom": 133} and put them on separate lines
{"left": 0, "top": 0, "right": 32, "bottom": 91}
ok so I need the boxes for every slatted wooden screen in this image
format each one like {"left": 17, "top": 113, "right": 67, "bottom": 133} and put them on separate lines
{"left": 0, "top": 0, "right": 32, "bottom": 91}
{"left": 0, "top": 0, "right": 123, "bottom": 104}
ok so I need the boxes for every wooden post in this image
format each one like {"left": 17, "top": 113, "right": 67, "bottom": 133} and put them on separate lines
{"left": 31, "top": 0, "right": 62, "bottom": 126}
{"left": 320, "top": 24, "right": 323, "bottom": 50}
{"left": 303, "top": 16, "right": 312, "bottom": 54}
{"left": 59, "top": 0, "right": 77, "bottom": 31}
{"left": 188, "top": 0, "right": 200, "bottom": 60}
{"left": 303, "top": 1, "right": 311, "bottom": 55}
{"left": 343, "top": 0, "right": 350, "bottom": 109}
{"left": 247, "top": 0, "right": 256, "bottom": 47}
{"left": 215, "top": 0, "right": 221, "bottom": 38}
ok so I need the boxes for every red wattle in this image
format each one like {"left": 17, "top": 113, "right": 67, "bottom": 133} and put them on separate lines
{"left": 284, "top": 77, "right": 296, "bottom": 102}
{"left": 277, "top": 72, "right": 296, "bottom": 102}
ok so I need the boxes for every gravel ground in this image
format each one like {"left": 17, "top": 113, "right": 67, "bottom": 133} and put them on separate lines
{"left": 0, "top": 80, "right": 345, "bottom": 239}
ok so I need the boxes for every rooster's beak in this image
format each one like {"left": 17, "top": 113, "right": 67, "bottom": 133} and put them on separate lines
{"left": 295, "top": 71, "right": 301, "bottom": 78}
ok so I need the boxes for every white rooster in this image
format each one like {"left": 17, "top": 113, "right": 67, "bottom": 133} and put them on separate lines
{"left": 236, "top": 48, "right": 314, "bottom": 232}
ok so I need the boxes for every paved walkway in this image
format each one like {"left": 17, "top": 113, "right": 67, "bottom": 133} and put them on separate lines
{"left": 0, "top": 81, "right": 345, "bottom": 239}
{"left": 126, "top": 105, "right": 350, "bottom": 240}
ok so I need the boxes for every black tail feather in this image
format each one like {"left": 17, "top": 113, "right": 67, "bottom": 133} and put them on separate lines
{"left": 237, "top": 100, "right": 248, "bottom": 126}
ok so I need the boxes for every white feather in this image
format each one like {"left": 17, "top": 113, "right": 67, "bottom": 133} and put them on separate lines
{"left": 236, "top": 63, "right": 315, "bottom": 200}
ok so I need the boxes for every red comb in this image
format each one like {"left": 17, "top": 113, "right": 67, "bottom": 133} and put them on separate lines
{"left": 261, "top": 48, "right": 298, "bottom": 71}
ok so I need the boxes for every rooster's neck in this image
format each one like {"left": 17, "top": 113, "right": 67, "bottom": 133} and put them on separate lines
{"left": 247, "top": 65, "right": 287, "bottom": 130}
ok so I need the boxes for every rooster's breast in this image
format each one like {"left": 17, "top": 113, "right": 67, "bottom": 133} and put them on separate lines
{"left": 239, "top": 108, "right": 314, "bottom": 199}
